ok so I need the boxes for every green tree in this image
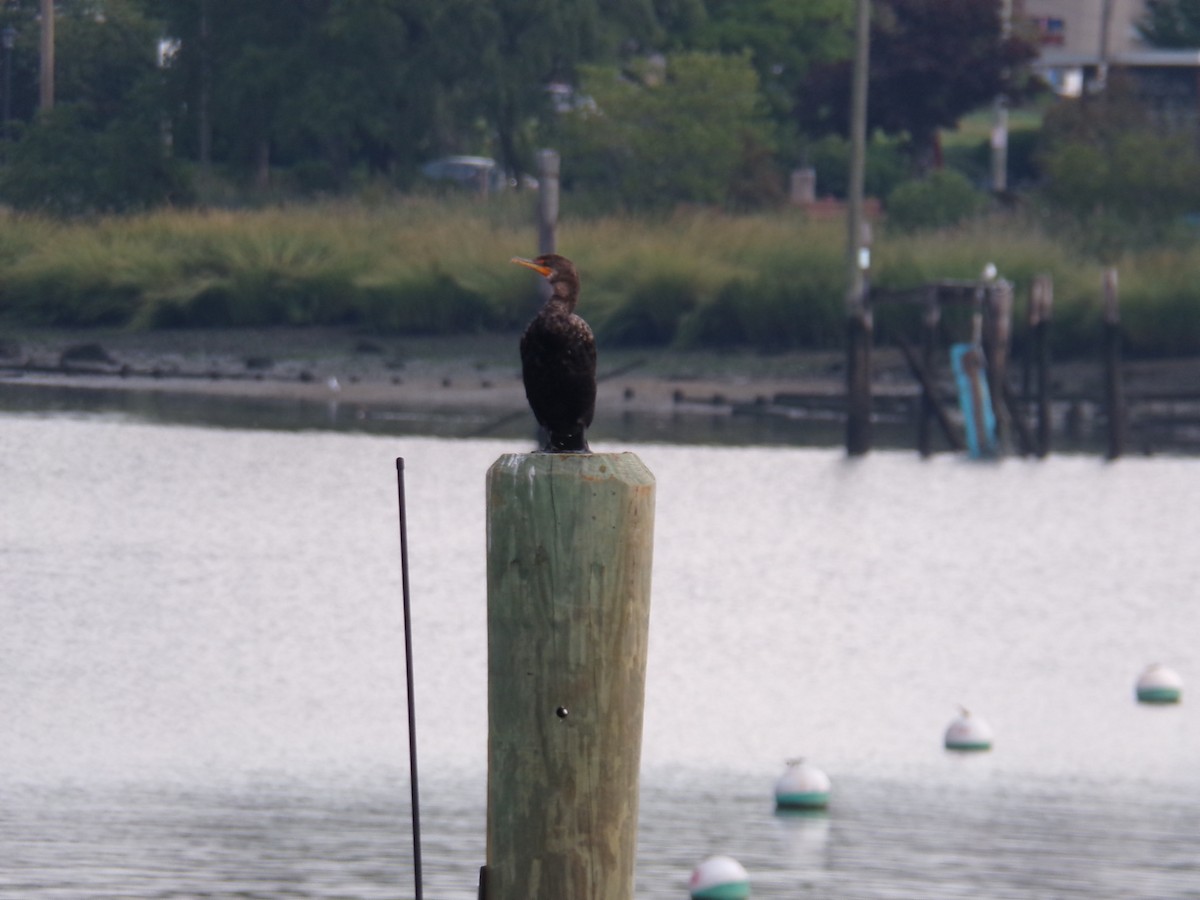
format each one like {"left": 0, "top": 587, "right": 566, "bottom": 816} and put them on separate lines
{"left": 695, "top": 0, "right": 851, "bottom": 159}
{"left": 796, "top": 0, "right": 1039, "bottom": 173}
{"left": 467, "top": 0, "right": 679, "bottom": 180}
{"left": 556, "top": 51, "right": 775, "bottom": 209}
{"left": 1139, "top": 0, "right": 1200, "bottom": 45}
{"left": 885, "top": 169, "right": 987, "bottom": 231}
{"left": 1038, "top": 74, "right": 1200, "bottom": 255}
{"left": 0, "top": 0, "right": 189, "bottom": 213}
{"left": 139, "top": 0, "right": 719, "bottom": 189}
{"left": 152, "top": 1, "right": 314, "bottom": 185}
{"left": 271, "top": 0, "right": 453, "bottom": 185}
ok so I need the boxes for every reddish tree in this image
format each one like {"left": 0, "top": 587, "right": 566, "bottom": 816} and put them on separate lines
{"left": 795, "top": 0, "right": 1040, "bottom": 173}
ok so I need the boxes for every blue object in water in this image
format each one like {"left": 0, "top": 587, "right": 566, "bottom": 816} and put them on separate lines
{"left": 951, "top": 343, "right": 997, "bottom": 459}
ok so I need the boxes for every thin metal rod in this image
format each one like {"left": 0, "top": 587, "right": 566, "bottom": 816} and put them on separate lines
{"left": 396, "top": 458, "right": 424, "bottom": 899}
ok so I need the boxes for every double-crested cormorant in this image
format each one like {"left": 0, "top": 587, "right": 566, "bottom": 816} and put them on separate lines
{"left": 511, "top": 254, "right": 596, "bottom": 453}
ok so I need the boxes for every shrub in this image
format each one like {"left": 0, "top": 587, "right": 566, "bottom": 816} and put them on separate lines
{"left": 0, "top": 103, "right": 192, "bottom": 216}
{"left": 886, "top": 170, "right": 989, "bottom": 231}
{"left": 804, "top": 133, "right": 910, "bottom": 200}
{"left": 556, "top": 52, "right": 775, "bottom": 210}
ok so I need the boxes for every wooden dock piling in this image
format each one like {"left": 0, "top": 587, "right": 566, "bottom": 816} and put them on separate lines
{"left": 485, "top": 452, "right": 655, "bottom": 900}
{"left": 846, "top": 310, "right": 873, "bottom": 456}
{"left": 983, "top": 279, "right": 1014, "bottom": 450}
{"left": 1102, "top": 267, "right": 1126, "bottom": 459}
{"left": 1030, "top": 275, "right": 1053, "bottom": 457}
{"left": 917, "top": 292, "right": 940, "bottom": 456}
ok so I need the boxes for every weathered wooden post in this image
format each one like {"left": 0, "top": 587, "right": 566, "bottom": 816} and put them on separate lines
{"left": 485, "top": 452, "right": 655, "bottom": 900}
{"left": 1102, "top": 267, "right": 1126, "bottom": 459}
{"left": 1030, "top": 274, "right": 1054, "bottom": 457}
{"left": 918, "top": 287, "right": 940, "bottom": 457}
{"left": 982, "top": 279, "right": 1014, "bottom": 450}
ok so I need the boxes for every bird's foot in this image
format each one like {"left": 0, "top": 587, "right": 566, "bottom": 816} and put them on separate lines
{"left": 543, "top": 432, "right": 591, "bottom": 453}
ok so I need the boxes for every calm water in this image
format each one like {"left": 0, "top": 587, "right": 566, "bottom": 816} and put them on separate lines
{"left": 1, "top": 412, "right": 1197, "bottom": 898}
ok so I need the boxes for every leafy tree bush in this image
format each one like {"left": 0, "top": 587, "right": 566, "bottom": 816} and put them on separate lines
{"left": 803, "top": 133, "right": 909, "bottom": 199}
{"left": 693, "top": 0, "right": 852, "bottom": 163}
{"left": 885, "top": 169, "right": 988, "bottom": 231}
{"left": 0, "top": 1, "right": 190, "bottom": 215}
{"left": 796, "top": 0, "right": 1040, "bottom": 173}
{"left": 940, "top": 113, "right": 1043, "bottom": 190}
{"left": 555, "top": 52, "right": 776, "bottom": 210}
{"left": 1139, "top": 0, "right": 1200, "bottom": 45}
{"left": 1036, "top": 75, "right": 1200, "bottom": 255}
{"left": 0, "top": 101, "right": 191, "bottom": 215}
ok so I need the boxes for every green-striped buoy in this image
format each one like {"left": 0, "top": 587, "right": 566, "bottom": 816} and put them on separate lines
{"left": 689, "top": 855, "right": 750, "bottom": 899}
{"left": 774, "top": 758, "right": 831, "bottom": 810}
{"left": 944, "top": 706, "right": 993, "bottom": 751}
{"left": 1136, "top": 663, "right": 1183, "bottom": 704}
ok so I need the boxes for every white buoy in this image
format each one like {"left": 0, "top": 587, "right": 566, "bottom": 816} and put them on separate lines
{"left": 774, "top": 758, "right": 831, "bottom": 810}
{"left": 689, "top": 855, "right": 750, "bottom": 900}
{"left": 944, "top": 706, "right": 993, "bottom": 751}
{"left": 1136, "top": 663, "right": 1183, "bottom": 704}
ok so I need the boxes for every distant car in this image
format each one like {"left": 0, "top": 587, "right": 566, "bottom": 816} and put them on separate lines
{"left": 419, "top": 155, "right": 537, "bottom": 193}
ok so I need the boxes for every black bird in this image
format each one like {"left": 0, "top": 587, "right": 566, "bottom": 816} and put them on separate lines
{"left": 511, "top": 254, "right": 596, "bottom": 453}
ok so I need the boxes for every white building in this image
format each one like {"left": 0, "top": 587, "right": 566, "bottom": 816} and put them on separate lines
{"left": 1022, "top": 0, "right": 1200, "bottom": 99}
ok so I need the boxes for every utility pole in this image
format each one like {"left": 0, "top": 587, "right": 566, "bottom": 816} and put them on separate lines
{"left": 845, "top": 0, "right": 872, "bottom": 456}
{"left": 1098, "top": 0, "right": 1115, "bottom": 90}
{"left": 535, "top": 149, "right": 560, "bottom": 305}
{"left": 991, "top": 0, "right": 1012, "bottom": 195}
{"left": 38, "top": 0, "right": 53, "bottom": 111}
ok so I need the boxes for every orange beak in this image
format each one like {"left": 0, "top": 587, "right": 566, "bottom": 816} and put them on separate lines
{"left": 511, "top": 256, "right": 552, "bottom": 277}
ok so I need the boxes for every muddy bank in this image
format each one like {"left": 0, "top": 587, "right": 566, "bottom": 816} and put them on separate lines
{"left": 2, "top": 326, "right": 1199, "bottom": 452}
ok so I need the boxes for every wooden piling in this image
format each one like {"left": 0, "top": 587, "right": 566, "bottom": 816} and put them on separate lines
{"left": 917, "top": 291, "right": 940, "bottom": 456}
{"left": 1030, "top": 275, "right": 1053, "bottom": 457}
{"left": 485, "top": 452, "right": 655, "bottom": 900}
{"left": 1102, "top": 267, "right": 1126, "bottom": 459}
{"left": 846, "top": 310, "right": 873, "bottom": 456}
{"left": 983, "top": 280, "right": 1014, "bottom": 450}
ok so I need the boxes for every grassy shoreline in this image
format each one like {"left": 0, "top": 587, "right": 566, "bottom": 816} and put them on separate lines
{"left": 1, "top": 198, "right": 1199, "bottom": 361}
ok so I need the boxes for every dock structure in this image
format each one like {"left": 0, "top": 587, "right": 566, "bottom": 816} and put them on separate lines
{"left": 484, "top": 452, "right": 655, "bottom": 900}
{"left": 871, "top": 270, "right": 1141, "bottom": 459}
{"left": 874, "top": 277, "right": 1021, "bottom": 456}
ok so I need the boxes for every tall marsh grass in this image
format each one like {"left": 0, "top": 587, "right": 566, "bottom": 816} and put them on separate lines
{"left": 0, "top": 197, "right": 1197, "bottom": 357}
